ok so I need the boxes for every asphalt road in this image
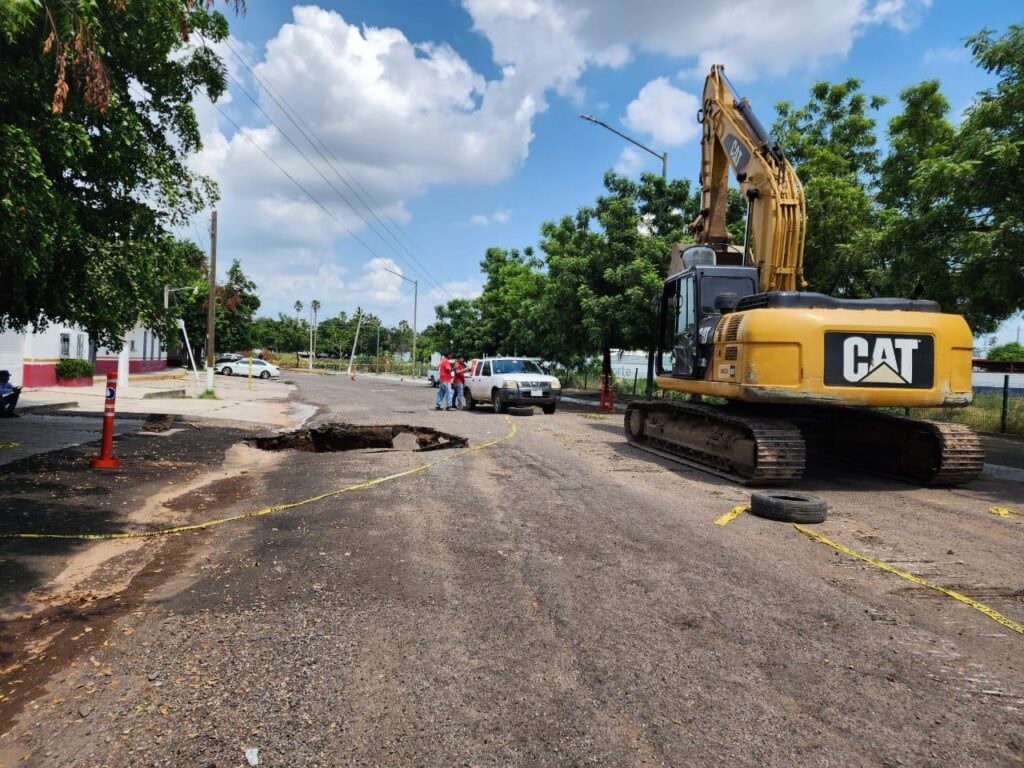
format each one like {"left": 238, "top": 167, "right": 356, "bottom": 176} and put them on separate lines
{"left": 1, "top": 374, "right": 1022, "bottom": 767}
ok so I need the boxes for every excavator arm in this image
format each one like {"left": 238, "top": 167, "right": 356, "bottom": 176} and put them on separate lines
{"left": 690, "top": 65, "right": 807, "bottom": 293}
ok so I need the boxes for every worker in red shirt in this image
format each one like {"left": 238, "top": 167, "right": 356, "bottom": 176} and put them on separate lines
{"left": 452, "top": 355, "right": 469, "bottom": 409}
{"left": 434, "top": 351, "right": 453, "bottom": 410}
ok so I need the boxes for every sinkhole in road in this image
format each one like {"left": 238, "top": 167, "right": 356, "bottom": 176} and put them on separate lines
{"left": 247, "top": 423, "right": 468, "bottom": 453}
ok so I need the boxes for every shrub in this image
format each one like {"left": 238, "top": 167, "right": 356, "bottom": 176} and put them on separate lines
{"left": 56, "top": 358, "right": 94, "bottom": 380}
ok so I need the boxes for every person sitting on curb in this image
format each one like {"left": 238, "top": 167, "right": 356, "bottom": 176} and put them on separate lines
{"left": 0, "top": 370, "right": 21, "bottom": 418}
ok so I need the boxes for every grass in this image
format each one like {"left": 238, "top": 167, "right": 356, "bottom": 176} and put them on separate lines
{"left": 906, "top": 392, "right": 1024, "bottom": 435}
{"left": 197, "top": 390, "right": 219, "bottom": 400}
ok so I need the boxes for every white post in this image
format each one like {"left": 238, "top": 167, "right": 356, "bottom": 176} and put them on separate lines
{"left": 178, "top": 319, "right": 200, "bottom": 380}
{"left": 117, "top": 334, "right": 130, "bottom": 389}
{"left": 347, "top": 311, "right": 363, "bottom": 378}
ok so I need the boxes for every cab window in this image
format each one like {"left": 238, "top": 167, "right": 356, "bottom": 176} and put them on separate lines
{"left": 482, "top": 361, "right": 491, "bottom": 376}
{"left": 678, "top": 275, "right": 696, "bottom": 336}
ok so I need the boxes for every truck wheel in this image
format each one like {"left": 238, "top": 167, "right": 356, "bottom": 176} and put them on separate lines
{"left": 465, "top": 390, "right": 477, "bottom": 411}
{"left": 493, "top": 389, "right": 508, "bottom": 414}
{"left": 542, "top": 403, "right": 557, "bottom": 415}
{"left": 749, "top": 492, "right": 827, "bottom": 524}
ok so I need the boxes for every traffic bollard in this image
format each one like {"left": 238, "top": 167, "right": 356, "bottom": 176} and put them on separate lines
{"left": 90, "top": 372, "right": 121, "bottom": 469}
{"left": 599, "top": 373, "right": 615, "bottom": 412}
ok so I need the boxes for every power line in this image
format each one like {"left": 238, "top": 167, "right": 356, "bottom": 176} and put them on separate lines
{"left": 208, "top": 101, "right": 384, "bottom": 256}
{"left": 219, "top": 37, "right": 459, "bottom": 291}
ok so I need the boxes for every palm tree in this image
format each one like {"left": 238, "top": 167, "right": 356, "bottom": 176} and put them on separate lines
{"left": 294, "top": 300, "right": 303, "bottom": 318}
{"left": 311, "top": 299, "right": 321, "bottom": 360}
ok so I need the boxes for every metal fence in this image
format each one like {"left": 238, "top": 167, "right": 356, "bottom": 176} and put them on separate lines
{"left": 909, "top": 377, "right": 1024, "bottom": 435}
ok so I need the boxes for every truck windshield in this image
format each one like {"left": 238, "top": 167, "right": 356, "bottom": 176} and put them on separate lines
{"left": 492, "top": 359, "right": 544, "bottom": 375}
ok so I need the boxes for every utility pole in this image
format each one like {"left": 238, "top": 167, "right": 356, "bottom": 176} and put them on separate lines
{"left": 205, "top": 210, "right": 217, "bottom": 395}
{"left": 308, "top": 306, "right": 314, "bottom": 370}
{"left": 412, "top": 280, "right": 418, "bottom": 377}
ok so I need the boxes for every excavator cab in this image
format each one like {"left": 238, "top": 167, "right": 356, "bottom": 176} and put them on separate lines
{"left": 657, "top": 246, "right": 758, "bottom": 380}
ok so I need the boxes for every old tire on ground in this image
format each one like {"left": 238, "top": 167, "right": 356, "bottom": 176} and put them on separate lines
{"left": 508, "top": 405, "right": 534, "bottom": 416}
{"left": 750, "top": 492, "right": 827, "bottom": 524}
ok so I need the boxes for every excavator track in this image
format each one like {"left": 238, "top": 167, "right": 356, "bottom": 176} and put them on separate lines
{"left": 623, "top": 401, "right": 805, "bottom": 485}
{"left": 624, "top": 401, "right": 984, "bottom": 487}
{"left": 795, "top": 407, "right": 985, "bottom": 487}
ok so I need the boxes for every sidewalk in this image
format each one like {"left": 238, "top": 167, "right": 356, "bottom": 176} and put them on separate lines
{"left": 19, "top": 369, "right": 313, "bottom": 428}
{"left": 0, "top": 370, "right": 314, "bottom": 468}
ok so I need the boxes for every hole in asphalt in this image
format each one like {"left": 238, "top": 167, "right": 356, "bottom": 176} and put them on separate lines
{"left": 246, "top": 423, "right": 468, "bottom": 453}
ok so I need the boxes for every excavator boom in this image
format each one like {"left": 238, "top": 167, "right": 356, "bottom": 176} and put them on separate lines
{"left": 691, "top": 65, "right": 806, "bottom": 293}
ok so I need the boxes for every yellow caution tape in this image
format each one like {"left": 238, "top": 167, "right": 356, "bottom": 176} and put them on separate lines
{"left": 793, "top": 524, "right": 1024, "bottom": 635}
{"left": 0, "top": 418, "right": 517, "bottom": 541}
{"left": 715, "top": 505, "right": 748, "bottom": 526}
{"left": 988, "top": 506, "right": 1018, "bottom": 518}
{"left": 0, "top": 442, "right": 20, "bottom": 450}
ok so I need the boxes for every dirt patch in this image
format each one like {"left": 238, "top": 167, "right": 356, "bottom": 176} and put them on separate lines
{"left": 247, "top": 423, "right": 468, "bottom": 453}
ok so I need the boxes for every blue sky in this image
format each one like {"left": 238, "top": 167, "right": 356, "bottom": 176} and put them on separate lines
{"left": 188, "top": 1, "right": 1021, "bottom": 345}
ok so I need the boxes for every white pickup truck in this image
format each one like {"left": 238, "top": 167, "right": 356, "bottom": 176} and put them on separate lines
{"left": 464, "top": 357, "right": 561, "bottom": 414}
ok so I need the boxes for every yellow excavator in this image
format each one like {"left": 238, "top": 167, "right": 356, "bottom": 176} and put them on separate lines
{"left": 624, "top": 65, "right": 983, "bottom": 485}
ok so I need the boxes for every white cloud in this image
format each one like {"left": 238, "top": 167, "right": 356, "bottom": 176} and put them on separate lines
{"left": 425, "top": 280, "right": 483, "bottom": 308}
{"left": 623, "top": 78, "right": 699, "bottom": 147}
{"left": 466, "top": 0, "right": 931, "bottom": 85}
{"left": 613, "top": 147, "right": 645, "bottom": 177}
{"left": 189, "top": 6, "right": 553, "bottom": 316}
{"left": 861, "top": 0, "right": 931, "bottom": 32}
{"left": 185, "top": 1, "right": 934, "bottom": 321}
{"left": 468, "top": 209, "right": 512, "bottom": 226}
{"left": 923, "top": 46, "right": 968, "bottom": 66}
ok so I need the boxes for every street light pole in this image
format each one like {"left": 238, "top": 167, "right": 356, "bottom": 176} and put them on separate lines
{"left": 205, "top": 210, "right": 217, "bottom": 395}
{"left": 380, "top": 267, "right": 419, "bottom": 377}
{"left": 579, "top": 114, "right": 667, "bottom": 398}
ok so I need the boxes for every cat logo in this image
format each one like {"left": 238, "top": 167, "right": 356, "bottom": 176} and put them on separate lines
{"left": 724, "top": 133, "right": 750, "bottom": 174}
{"left": 824, "top": 332, "right": 934, "bottom": 388}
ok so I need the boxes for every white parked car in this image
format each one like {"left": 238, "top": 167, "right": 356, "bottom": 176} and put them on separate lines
{"left": 215, "top": 357, "right": 280, "bottom": 379}
{"left": 464, "top": 357, "right": 561, "bottom": 414}
{"left": 427, "top": 367, "right": 440, "bottom": 387}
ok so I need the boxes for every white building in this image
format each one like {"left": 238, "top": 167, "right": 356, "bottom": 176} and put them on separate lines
{"left": 0, "top": 323, "right": 166, "bottom": 387}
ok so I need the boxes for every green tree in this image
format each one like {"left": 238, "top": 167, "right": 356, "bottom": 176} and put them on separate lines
{"left": 860, "top": 80, "right": 991, "bottom": 322}
{"left": 538, "top": 172, "right": 674, "bottom": 376}
{"left": 772, "top": 80, "right": 885, "bottom": 296}
{"left": 215, "top": 260, "right": 260, "bottom": 352}
{"left": 429, "top": 299, "right": 486, "bottom": 358}
{"left": 318, "top": 313, "right": 353, "bottom": 358}
{"left": 914, "top": 25, "right": 1024, "bottom": 332}
{"left": 476, "top": 247, "right": 546, "bottom": 356}
{"left": 987, "top": 342, "right": 1024, "bottom": 362}
{"left": 0, "top": 1, "right": 234, "bottom": 347}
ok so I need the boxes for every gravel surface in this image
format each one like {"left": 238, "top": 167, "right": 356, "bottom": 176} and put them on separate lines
{"left": 0, "top": 374, "right": 1022, "bottom": 766}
